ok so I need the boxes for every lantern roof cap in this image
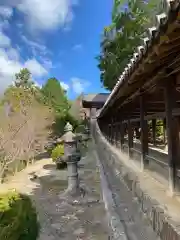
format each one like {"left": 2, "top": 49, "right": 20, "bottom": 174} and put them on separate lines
{"left": 64, "top": 122, "right": 73, "bottom": 132}
{"left": 61, "top": 122, "right": 76, "bottom": 143}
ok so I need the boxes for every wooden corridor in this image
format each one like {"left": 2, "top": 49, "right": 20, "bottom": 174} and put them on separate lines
{"left": 96, "top": 0, "right": 180, "bottom": 195}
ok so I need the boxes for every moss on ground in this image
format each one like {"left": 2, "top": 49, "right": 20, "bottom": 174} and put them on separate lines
{"left": 0, "top": 191, "right": 39, "bottom": 240}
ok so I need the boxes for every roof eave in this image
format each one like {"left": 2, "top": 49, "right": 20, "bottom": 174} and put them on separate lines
{"left": 99, "top": 0, "right": 180, "bottom": 119}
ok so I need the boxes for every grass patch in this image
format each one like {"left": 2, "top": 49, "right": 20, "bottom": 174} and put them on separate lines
{"left": 0, "top": 191, "right": 39, "bottom": 240}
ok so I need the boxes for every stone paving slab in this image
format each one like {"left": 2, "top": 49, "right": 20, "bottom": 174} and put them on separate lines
{"left": 0, "top": 149, "right": 109, "bottom": 240}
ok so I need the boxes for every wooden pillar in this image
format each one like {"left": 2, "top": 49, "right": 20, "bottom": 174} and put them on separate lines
{"left": 152, "top": 119, "right": 156, "bottom": 146}
{"left": 107, "top": 123, "right": 110, "bottom": 140}
{"left": 116, "top": 123, "right": 120, "bottom": 148}
{"left": 105, "top": 123, "right": 108, "bottom": 139}
{"left": 110, "top": 119, "right": 114, "bottom": 144}
{"left": 140, "top": 95, "right": 149, "bottom": 169}
{"left": 90, "top": 108, "right": 92, "bottom": 118}
{"left": 164, "top": 78, "right": 178, "bottom": 194}
{"left": 113, "top": 121, "right": 116, "bottom": 145}
{"left": 128, "top": 119, "right": 133, "bottom": 159}
{"left": 110, "top": 121, "right": 112, "bottom": 144}
{"left": 104, "top": 119, "right": 108, "bottom": 139}
{"left": 103, "top": 122, "right": 106, "bottom": 136}
{"left": 114, "top": 123, "right": 117, "bottom": 147}
{"left": 109, "top": 123, "right": 111, "bottom": 143}
{"left": 114, "top": 122, "right": 116, "bottom": 146}
{"left": 108, "top": 122, "right": 110, "bottom": 142}
{"left": 111, "top": 119, "right": 114, "bottom": 144}
{"left": 120, "top": 122, "right": 125, "bottom": 150}
{"left": 113, "top": 120, "right": 115, "bottom": 145}
{"left": 116, "top": 122, "right": 120, "bottom": 147}
{"left": 163, "top": 118, "right": 166, "bottom": 145}
{"left": 177, "top": 117, "right": 180, "bottom": 169}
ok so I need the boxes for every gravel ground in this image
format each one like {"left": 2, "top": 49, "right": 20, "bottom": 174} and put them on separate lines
{"left": 0, "top": 146, "right": 109, "bottom": 240}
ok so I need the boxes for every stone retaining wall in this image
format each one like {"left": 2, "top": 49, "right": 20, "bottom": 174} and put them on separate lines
{"left": 92, "top": 119, "right": 180, "bottom": 240}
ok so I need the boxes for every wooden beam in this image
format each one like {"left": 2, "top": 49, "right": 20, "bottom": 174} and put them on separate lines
{"left": 133, "top": 108, "right": 165, "bottom": 112}
{"left": 147, "top": 101, "right": 164, "bottom": 104}
{"left": 113, "top": 71, "right": 180, "bottom": 118}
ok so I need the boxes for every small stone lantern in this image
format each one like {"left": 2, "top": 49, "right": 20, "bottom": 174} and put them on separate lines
{"left": 61, "top": 122, "right": 81, "bottom": 196}
{"left": 84, "top": 124, "right": 90, "bottom": 136}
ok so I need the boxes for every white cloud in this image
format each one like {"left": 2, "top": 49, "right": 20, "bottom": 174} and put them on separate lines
{"left": 0, "top": 1, "right": 78, "bottom": 32}
{"left": 21, "top": 35, "right": 47, "bottom": 52}
{"left": 63, "top": 25, "right": 72, "bottom": 32}
{"left": 21, "top": 35, "right": 51, "bottom": 58}
{"left": 60, "top": 81, "right": 69, "bottom": 91}
{"left": 0, "top": 51, "right": 21, "bottom": 77}
{"left": 0, "top": 19, "right": 10, "bottom": 30}
{"left": 0, "top": 6, "right": 13, "bottom": 19}
{"left": 24, "top": 59, "right": 47, "bottom": 77}
{"left": 0, "top": 31, "right": 48, "bottom": 92}
{"left": 71, "top": 77, "right": 90, "bottom": 94}
{"left": 42, "top": 58, "right": 53, "bottom": 69}
{"left": 72, "top": 44, "right": 83, "bottom": 51}
{"left": 16, "top": 22, "right": 23, "bottom": 29}
{"left": 7, "top": 48, "right": 20, "bottom": 61}
{"left": 0, "top": 49, "right": 22, "bottom": 92}
{"left": 39, "top": 56, "right": 62, "bottom": 70}
{"left": 0, "top": 31, "right": 11, "bottom": 47}
{"left": 16, "top": 0, "right": 78, "bottom": 31}
{"left": 0, "top": 1, "right": 78, "bottom": 91}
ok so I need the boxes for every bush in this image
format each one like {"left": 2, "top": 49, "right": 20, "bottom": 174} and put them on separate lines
{"left": 0, "top": 191, "right": 39, "bottom": 240}
{"left": 51, "top": 144, "right": 64, "bottom": 162}
{"left": 52, "top": 112, "right": 79, "bottom": 137}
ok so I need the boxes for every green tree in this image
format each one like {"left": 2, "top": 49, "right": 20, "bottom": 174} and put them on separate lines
{"left": 41, "top": 78, "right": 70, "bottom": 115}
{"left": 15, "top": 68, "right": 33, "bottom": 89}
{"left": 0, "top": 70, "right": 54, "bottom": 180}
{"left": 97, "top": 0, "right": 162, "bottom": 90}
{"left": 69, "top": 93, "right": 84, "bottom": 121}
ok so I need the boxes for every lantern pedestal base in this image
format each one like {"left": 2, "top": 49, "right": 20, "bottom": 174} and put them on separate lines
{"left": 59, "top": 185, "right": 85, "bottom": 198}
{"left": 59, "top": 158, "right": 85, "bottom": 199}
{"left": 59, "top": 186, "right": 100, "bottom": 206}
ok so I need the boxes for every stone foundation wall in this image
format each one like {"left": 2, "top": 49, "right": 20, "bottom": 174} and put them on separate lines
{"left": 92, "top": 119, "right": 180, "bottom": 240}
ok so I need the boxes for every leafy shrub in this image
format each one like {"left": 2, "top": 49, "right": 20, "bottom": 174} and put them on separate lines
{"left": 156, "top": 119, "right": 164, "bottom": 137}
{"left": 51, "top": 144, "right": 64, "bottom": 162}
{"left": 52, "top": 112, "right": 79, "bottom": 137}
{"left": 148, "top": 119, "right": 164, "bottom": 138}
{"left": 75, "top": 124, "right": 85, "bottom": 133}
{"left": 0, "top": 191, "right": 39, "bottom": 240}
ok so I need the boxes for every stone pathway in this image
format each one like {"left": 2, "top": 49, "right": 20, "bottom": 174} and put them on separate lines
{"left": 0, "top": 147, "right": 109, "bottom": 240}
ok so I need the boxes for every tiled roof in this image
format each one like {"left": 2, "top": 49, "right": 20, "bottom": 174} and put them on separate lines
{"left": 100, "top": 0, "right": 180, "bottom": 117}
{"left": 82, "top": 93, "right": 110, "bottom": 103}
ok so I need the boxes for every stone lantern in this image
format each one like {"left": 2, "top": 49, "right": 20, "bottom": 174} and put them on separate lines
{"left": 61, "top": 122, "right": 81, "bottom": 196}
{"left": 84, "top": 124, "right": 90, "bottom": 136}
{"left": 80, "top": 125, "right": 90, "bottom": 148}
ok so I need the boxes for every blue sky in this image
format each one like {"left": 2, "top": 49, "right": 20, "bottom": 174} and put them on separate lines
{"left": 0, "top": 1, "right": 113, "bottom": 99}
